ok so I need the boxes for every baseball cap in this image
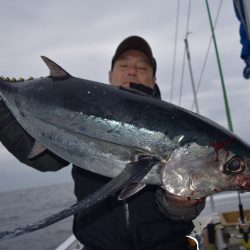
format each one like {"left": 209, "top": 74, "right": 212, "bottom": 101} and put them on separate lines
{"left": 111, "top": 36, "right": 157, "bottom": 76}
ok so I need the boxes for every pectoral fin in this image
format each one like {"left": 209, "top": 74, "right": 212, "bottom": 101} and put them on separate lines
{"left": 118, "top": 155, "right": 158, "bottom": 200}
{"left": 28, "top": 141, "right": 47, "bottom": 159}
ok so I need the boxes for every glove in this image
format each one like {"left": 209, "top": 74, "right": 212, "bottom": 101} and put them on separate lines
{"left": 155, "top": 188, "right": 206, "bottom": 222}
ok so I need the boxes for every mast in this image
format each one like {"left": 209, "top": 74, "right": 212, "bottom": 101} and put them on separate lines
{"left": 205, "top": 0, "right": 233, "bottom": 131}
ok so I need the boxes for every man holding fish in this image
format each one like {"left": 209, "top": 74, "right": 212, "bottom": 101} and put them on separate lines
{"left": 0, "top": 35, "right": 217, "bottom": 250}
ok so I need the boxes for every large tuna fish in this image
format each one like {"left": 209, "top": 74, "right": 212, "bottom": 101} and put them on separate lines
{"left": 0, "top": 56, "right": 250, "bottom": 239}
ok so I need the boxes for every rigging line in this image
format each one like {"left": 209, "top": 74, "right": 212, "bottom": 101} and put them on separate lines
{"left": 179, "top": 0, "right": 192, "bottom": 106}
{"left": 205, "top": 0, "right": 233, "bottom": 131}
{"left": 186, "top": 0, "right": 192, "bottom": 34}
{"left": 170, "top": 0, "right": 180, "bottom": 103}
{"left": 178, "top": 46, "right": 186, "bottom": 106}
{"left": 191, "top": 0, "right": 223, "bottom": 111}
{"left": 185, "top": 35, "right": 199, "bottom": 113}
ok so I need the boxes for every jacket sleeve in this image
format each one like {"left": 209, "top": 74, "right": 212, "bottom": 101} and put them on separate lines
{"left": 0, "top": 99, "right": 69, "bottom": 172}
{"left": 155, "top": 188, "right": 206, "bottom": 222}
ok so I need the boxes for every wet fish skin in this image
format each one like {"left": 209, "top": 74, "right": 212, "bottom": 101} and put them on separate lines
{"left": 161, "top": 142, "right": 250, "bottom": 198}
{"left": 0, "top": 56, "right": 250, "bottom": 199}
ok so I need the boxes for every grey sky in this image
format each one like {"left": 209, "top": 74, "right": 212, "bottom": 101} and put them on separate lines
{"left": 0, "top": 0, "right": 250, "bottom": 192}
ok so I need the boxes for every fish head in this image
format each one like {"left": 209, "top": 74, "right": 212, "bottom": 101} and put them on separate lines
{"left": 161, "top": 141, "right": 250, "bottom": 199}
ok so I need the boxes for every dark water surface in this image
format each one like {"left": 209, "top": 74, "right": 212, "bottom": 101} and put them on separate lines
{"left": 0, "top": 183, "right": 75, "bottom": 250}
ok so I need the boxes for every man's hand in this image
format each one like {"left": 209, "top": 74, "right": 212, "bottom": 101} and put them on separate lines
{"left": 165, "top": 192, "right": 204, "bottom": 208}
{"left": 155, "top": 189, "right": 206, "bottom": 221}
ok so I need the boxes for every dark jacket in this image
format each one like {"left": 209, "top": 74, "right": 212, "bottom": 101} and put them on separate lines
{"left": 0, "top": 83, "right": 201, "bottom": 250}
{"left": 72, "top": 167, "right": 194, "bottom": 250}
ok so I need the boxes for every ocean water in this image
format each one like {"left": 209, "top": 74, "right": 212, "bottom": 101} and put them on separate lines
{"left": 0, "top": 183, "right": 75, "bottom": 250}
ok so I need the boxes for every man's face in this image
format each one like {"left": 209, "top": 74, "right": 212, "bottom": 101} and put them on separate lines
{"left": 109, "top": 50, "right": 156, "bottom": 89}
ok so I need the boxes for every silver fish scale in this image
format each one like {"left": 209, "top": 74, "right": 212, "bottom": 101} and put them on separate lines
{"left": 23, "top": 105, "right": 180, "bottom": 172}
{"left": 53, "top": 108, "right": 177, "bottom": 157}
{"left": 17, "top": 107, "right": 166, "bottom": 184}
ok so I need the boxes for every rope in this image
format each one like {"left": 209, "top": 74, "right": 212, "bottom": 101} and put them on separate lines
{"left": 178, "top": 46, "right": 186, "bottom": 106}
{"left": 205, "top": 0, "right": 233, "bottom": 131}
{"left": 191, "top": 0, "right": 223, "bottom": 111}
{"left": 178, "top": 0, "right": 192, "bottom": 106}
{"left": 185, "top": 0, "right": 192, "bottom": 34}
{"left": 170, "top": 0, "right": 181, "bottom": 103}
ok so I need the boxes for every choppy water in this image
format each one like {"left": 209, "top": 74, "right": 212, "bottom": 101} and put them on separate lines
{"left": 0, "top": 183, "right": 75, "bottom": 250}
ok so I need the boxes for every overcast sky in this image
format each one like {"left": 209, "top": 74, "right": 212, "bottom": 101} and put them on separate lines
{"left": 0, "top": 0, "right": 250, "bottom": 192}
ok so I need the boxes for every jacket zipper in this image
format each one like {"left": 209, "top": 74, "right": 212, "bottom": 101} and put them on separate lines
{"left": 123, "top": 199, "right": 130, "bottom": 229}
{"left": 123, "top": 199, "right": 135, "bottom": 249}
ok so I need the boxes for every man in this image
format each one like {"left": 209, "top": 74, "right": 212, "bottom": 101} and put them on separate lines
{"left": 0, "top": 36, "right": 205, "bottom": 250}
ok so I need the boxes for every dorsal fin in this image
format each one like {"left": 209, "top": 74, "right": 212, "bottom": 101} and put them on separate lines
{"left": 41, "top": 56, "right": 71, "bottom": 79}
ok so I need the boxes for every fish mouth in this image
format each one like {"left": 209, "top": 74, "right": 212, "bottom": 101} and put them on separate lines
{"left": 235, "top": 176, "right": 250, "bottom": 190}
{"left": 196, "top": 197, "right": 206, "bottom": 203}
{"left": 187, "top": 197, "right": 206, "bottom": 204}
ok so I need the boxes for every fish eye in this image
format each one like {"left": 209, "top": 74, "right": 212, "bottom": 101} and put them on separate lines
{"left": 223, "top": 156, "right": 245, "bottom": 174}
